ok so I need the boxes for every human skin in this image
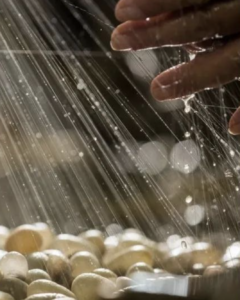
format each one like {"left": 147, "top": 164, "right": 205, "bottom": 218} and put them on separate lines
{"left": 111, "top": 0, "right": 240, "bottom": 135}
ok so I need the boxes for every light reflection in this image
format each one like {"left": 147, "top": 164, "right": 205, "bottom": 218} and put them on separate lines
{"left": 138, "top": 141, "right": 168, "bottom": 175}
{"left": 184, "top": 205, "right": 205, "bottom": 226}
{"left": 170, "top": 140, "right": 201, "bottom": 174}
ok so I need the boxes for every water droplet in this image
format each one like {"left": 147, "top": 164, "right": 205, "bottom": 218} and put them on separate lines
{"left": 77, "top": 79, "right": 86, "bottom": 90}
{"left": 185, "top": 195, "right": 193, "bottom": 204}
{"left": 181, "top": 241, "right": 187, "bottom": 249}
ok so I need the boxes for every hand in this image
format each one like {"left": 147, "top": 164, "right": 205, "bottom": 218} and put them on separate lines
{"left": 111, "top": 0, "right": 240, "bottom": 135}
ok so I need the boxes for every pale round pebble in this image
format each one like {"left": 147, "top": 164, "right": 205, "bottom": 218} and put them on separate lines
{"left": 203, "top": 265, "right": 225, "bottom": 277}
{"left": 117, "top": 232, "right": 157, "bottom": 256}
{"left": 27, "top": 280, "right": 75, "bottom": 298}
{"left": 0, "top": 252, "right": 28, "bottom": 280}
{"left": 154, "top": 268, "right": 167, "bottom": 275}
{"left": 191, "top": 242, "right": 221, "bottom": 266}
{"left": 224, "top": 258, "right": 240, "bottom": 269}
{"left": 25, "top": 293, "right": 72, "bottom": 300}
{"left": 104, "top": 236, "right": 119, "bottom": 251}
{"left": 80, "top": 230, "right": 105, "bottom": 254}
{"left": 46, "top": 252, "right": 71, "bottom": 288}
{"left": 163, "top": 247, "right": 192, "bottom": 274}
{"left": 0, "top": 277, "right": 28, "bottom": 300}
{"left": 93, "top": 268, "right": 117, "bottom": 282}
{"left": 55, "top": 298, "right": 75, "bottom": 300}
{"left": 126, "top": 262, "right": 153, "bottom": 277}
{"left": 70, "top": 252, "right": 100, "bottom": 278}
{"left": 123, "top": 229, "right": 144, "bottom": 236}
{"left": 118, "top": 232, "right": 145, "bottom": 249}
{"left": 50, "top": 234, "right": 98, "bottom": 257}
{"left": 222, "top": 242, "right": 240, "bottom": 263}
{"left": 116, "top": 277, "right": 133, "bottom": 290}
{"left": 33, "top": 223, "right": 54, "bottom": 250}
{"left": 27, "top": 252, "right": 49, "bottom": 271}
{"left": 71, "top": 273, "right": 116, "bottom": 300}
{"left": 150, "top": 242, "right": 168, "bottom": 268}
{"left": 43, "top": 250, "right": 63, "bottom": 257}
{"left": 0, "top": 252, "right": 7, "bottom": 260}
{"left": 103, "top": 245, "right": 153, "bottom": 275}
{"left": 27, "top": 269, "right": 51, "bottom": 284}
{"left": 0, "top": 292, "right": 14, "bottom": 300}
{"left": 0, "top": 227, "right": 9, "bottom": 250}
{"left": 5, "top": 225, "right": 43, "bottom": 254}
{"left": 192, "top": 263, "right": 205, "bottom": 275}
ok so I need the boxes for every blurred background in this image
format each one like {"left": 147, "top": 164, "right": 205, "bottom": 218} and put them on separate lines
{"left": 0, "top": 0, "right": 239, "bottom": 248}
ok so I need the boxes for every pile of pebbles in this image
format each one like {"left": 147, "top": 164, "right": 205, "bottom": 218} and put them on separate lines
{"left": 0, "top": 224, "right": 239, "bottom": 300}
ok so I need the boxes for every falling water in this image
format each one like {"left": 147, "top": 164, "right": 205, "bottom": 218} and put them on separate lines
{"left": 0, "top": 0, "right": 239, "bottom": 248}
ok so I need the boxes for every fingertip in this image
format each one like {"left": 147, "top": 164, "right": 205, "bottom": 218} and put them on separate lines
{"left": 229, "top": 108, "right": 240, "bottom": 135}
{"left": 110, "top": 28, "right": 133, "bottom": 51}
{"left": 150, "top": 79, "right": 170, "bottom": 101}
{"left": 115, "top": 0, "right": 146, "bottom": 22}
{"left": 150, "top": 69, "right": 181, "bottom": 101}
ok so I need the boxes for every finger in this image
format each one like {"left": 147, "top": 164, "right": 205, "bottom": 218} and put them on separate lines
{"left": 111, "top": 1, "right": 240, "bottom": 51}
{"left": 150, "top": 38, "right": 240, "bottom": 101}
{"left": 115, "top": 0, "right": 210, "bottom": 22}
{"left": 184, "top": 39, "right": 225, "bottom": 54}
{"left": 184, "top": 44, "right": 206, "bottom": 54}
{"left": 229, "top": 107, "right": 240, "bottom": 136}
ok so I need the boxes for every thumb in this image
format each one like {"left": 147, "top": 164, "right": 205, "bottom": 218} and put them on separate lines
{"left": 229, "top": 107, "right": 240, "bottom": 135}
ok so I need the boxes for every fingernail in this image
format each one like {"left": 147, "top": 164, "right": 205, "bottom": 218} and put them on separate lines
{"left": 229, "top": 108, "right": 240, "bottom": 135}
{"left": 228, "top": 122, "right": 240, "bottom": 135}
{"left": 151, "top": 72, "right": 176, "bottom": 101}
{"left": 111, "top": 30, "right": 134, "bottom": 51}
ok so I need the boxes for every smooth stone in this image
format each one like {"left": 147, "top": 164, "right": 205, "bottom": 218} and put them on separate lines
{"left": 191, "top": 242, "right": 221, "bottom": 266}
{"left": 71, "top": 273, "right": 116, "bottom": 300}
{"left": 104, "top": 236, "right": 119, "bottom": 251}
{"left": 116, "top": 277, "right": 133, "bottom": 290}
{"left": 27, "top": 252, "right": 49, "bottom": 271}
{"left": 43, "top": 250, "right": 63, "bottom": 257}
{"left": 192, "top": 263, "right": 205, "bottom": 275}
{"left": 0, "top": 278, "right": 28, "bottom": 300}
{"left": 123, "top": 229, "right": 144, "bottom": 236}
{"left": 5, "top": 225, "right": 42, "bottom": 254}
{"left": 93, "top": 268, "right": 117, "bottom": 282}
{"left": 33, "top": 223, "right": 54, "bottom": 250}
{"left": 0, "top": 251, "right": 7, "bottom": 260}
{"left": 70, "top": 251, "right": 100, "bottom": 278}
{"left": 153, "top": 268, "right": 168, "bottom": 275}
{"left": 126, "top": 262, "right": 153, "bottom": 277}
{"left": 79, "top": 230, "right": 105, "bottom": 254}
{"left": 224, "top": 258, "right": 240, "bottom": 269}
{"left": 117, "top": 232, "right": 157, "bottom": 256}
{"left": 117, "top": 232, "right": 146, "bottom": 249}
{"left": 0, "top": 292, "right": 14, "bottom": 300}
{"left": 222, "top": 242, "right": 240, "bottom": 263}
{"left": 0, "top": 227, "right": 9, "bottom": 250}
{"left": 163, "top": 247, "right": 192, "bottom": 274}
{"left": 103, "top": 245, "right": 153, "bottom": 275}
{"left": 25, "top": 293, "right": 71, "bottom": 300}
{"left": 56, "top": 298, "right": 75, "bottom": 300}
{"left": 203, "top": 265, "right": 225, "bottom": 277}
{"left": 50, "top": 234, "right": 98, "bottom": 257}
{"left": 27, "top": 280, "right": 75, "bottom": 298}
{"left": 168, "top": 236, "right": 195, "bottom": 250}
{"left": 0, "top": 252, "right": 28, "bottom": 280}
{"left": 153, "top": 243, "right": 168, "bottom": 268}
{"left": 27, "top": 269, "right": 51, "bottom": 284}
{"left": 46, "top": 252, "right": 71, "bottom": 288}
{"left": 55, "top": 298, "right": 75, "bottom": 300}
